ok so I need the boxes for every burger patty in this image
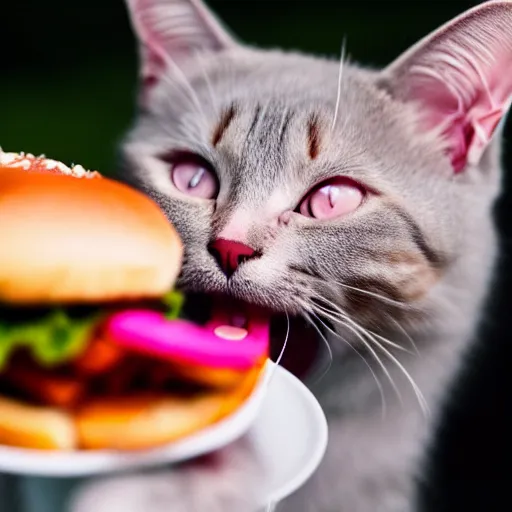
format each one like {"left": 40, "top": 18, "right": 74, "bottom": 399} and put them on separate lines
{"left": 0, "top": 343, "right": 213, "bottom": 410}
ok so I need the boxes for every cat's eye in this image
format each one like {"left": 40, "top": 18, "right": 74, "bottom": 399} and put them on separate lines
{"left": 170, "top": 157, "right": 218, "bottom": 199}
{"left": 297, "top": 178, "right": 364, "bottom": 219}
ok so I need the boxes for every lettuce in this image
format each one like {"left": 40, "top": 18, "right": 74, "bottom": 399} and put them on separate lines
{"left": 0, "top": 308, "right": 101, "bottom": 370}
{"left": 162, "top": 290, "right": 185, "bottom": 320}
{"left": 0, "top": 290, "right": 185, "bottom": 371}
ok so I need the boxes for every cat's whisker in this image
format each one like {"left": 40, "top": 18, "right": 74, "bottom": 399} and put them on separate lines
{"left": 331, "top": 39, "right": 347, "bottom": 132}
{"left": 315, "top": 298, "right": 428, "bottom": 416}
{"left": 368, "top": 335, "right": 430, "bottom": 417}
{"left": 301, "top": 310, "right": 334, "bottom": 384}
{"left": 310, "top": 302, "right": 402, "bottom": 407}
{"left": 267, "top": 312, "right": 290, "bottom": 386}
{"left": 306, "top": 309, "right": 387, "bottom": 418}
{"left": 312, "top": 294, "right": 411, "bottom": 354}
{"left": 275, "top": 312, "right": 290, "bottom": 368}
{"left": 310, "top": 296, "right": 428, "bottom": 413}
{"left": 314, "top": 293, "right": 407, "bottom": 351}
{"left": 331, "top": 280, "right": 408, "bottom": 310}
{"left": 388, "top": 317, "right": 420, "bottom": 355}
{"left": 366, "top": 328, "right": 414, "bottom": 355}
{"left": 314, "top": 302, "right": 417, "bottom": 416}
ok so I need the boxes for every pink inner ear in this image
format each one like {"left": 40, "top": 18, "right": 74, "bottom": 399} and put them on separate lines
{"left": 141, "top": 43, "right": 166, "bottom": 86}
{"left": 126, "top": 0, "right": 235, "bottom": 102}
{"left": 407, "top": 54, "right": 511, "bottom": 173}
{"left": 384, "top": 2, "right": 512, "bottom": 173}
{"left": 142, "top": 74, "right": 159, "bottom": 91}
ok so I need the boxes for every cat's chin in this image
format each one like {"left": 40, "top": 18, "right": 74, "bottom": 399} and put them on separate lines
{"left": 181, "top": 292, "right": 322, "bottom": 381}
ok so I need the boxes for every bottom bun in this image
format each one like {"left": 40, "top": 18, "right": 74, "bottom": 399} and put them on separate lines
{"left": 76, "top": 394, "right": 227, "bottom": 450}
{"left": 76, "top": 362, "right": 263, "bottom": 450}
{"left": 0, "top": 396, "right": 77, "bottom": 450}
{"left": 0, "top": 362, "right": 264, "bottom": 451}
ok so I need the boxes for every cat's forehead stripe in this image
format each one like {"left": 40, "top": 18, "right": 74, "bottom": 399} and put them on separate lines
{"left": 387, "top": 203, "right": 444, "bottom": 267}
{"left": 307, "top": 115, "right": 321, "bottom": 160}
{"left": 212, "top": 103, "right": 237, "bottom": 147}
{"left": 278, "top": 108, "right": 294, "bottom": 144}
{"left": 247, "top": 104, "right": 263, "bottom": 138}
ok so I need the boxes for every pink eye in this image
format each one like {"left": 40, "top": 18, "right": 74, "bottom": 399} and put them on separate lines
{"left": 171, "top": 159, "right": 218, "bottom": 199}
{"left": 298, "top": 179, "right": 364, "bottom": 219}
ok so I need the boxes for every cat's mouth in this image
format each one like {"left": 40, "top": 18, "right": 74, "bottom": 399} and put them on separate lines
{"left": 182, "top": 293, "right": 322, "bottom": 380}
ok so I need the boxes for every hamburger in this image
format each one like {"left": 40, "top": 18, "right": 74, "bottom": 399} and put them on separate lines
{"left": 0, "top": 151, "right": 268, "bottom": 451}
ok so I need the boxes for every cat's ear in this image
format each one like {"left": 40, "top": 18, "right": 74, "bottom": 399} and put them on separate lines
{"left": 379, "top": 1, "right": 512, "bottom": 172}
{"left": 125, "top": 0, "right": 236, "bottom": 95}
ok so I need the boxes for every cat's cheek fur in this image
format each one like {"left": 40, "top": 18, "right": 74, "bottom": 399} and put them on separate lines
{"left": 69, "top": 438, "right": 264, "bottom": 512}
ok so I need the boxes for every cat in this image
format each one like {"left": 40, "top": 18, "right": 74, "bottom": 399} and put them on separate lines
{"left": 70, "top": 1, "right": 512, "bottom": 511}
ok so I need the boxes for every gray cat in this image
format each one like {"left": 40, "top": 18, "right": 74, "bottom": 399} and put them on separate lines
{"left": 70, "top": 1, "right": 512, "bottom": 511}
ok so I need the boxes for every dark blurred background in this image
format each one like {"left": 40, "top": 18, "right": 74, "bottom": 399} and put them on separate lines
{"left": 1, "top": 1, "right": 510, "bottom": 511}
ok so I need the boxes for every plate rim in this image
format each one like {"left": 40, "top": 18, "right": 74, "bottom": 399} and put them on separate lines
{"left": 263, "top": 365, "right": 328, "bottom": 504}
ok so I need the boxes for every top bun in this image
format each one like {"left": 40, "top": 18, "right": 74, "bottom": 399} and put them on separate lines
{"left": 0, "top": 155, "right": 182, "bottom": 305}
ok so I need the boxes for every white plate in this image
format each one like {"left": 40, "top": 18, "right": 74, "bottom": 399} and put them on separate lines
{"left": 2, "top": 363, "right": 327, "bottom": 511}
{"left": 251, "top": 363, "right": 327, "bottom": 504}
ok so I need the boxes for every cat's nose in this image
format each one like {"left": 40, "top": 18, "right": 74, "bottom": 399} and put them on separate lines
{"left": 208, "top": 238, "right": 258, "bottom": 278}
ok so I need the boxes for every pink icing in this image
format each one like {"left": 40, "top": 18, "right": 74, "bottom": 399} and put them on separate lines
{"left": 104, "top": 309, "right": 269, "bottom": 370}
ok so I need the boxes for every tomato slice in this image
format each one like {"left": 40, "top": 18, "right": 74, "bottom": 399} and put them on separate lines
{"left": 73, "top": 335, "right": 125, "bottom": 376}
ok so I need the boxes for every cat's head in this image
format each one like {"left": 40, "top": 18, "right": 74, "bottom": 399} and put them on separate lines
{"left": 120, "top": 0, "right": 512, "bottom": 367}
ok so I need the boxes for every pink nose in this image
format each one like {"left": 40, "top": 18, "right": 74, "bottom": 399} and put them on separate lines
{"left": 208, "top": 238, "right": 258, "bottom": 277}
